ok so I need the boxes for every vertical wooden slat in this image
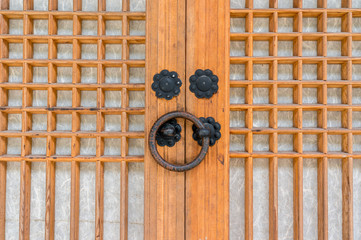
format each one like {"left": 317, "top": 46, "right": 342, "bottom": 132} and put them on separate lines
{"left": 70, "top": 161, "right": 80, "bottom": 240}
{"left": 145, "top": 0, "right": 186, "bottom": 239}
{"left": 95, "top": 161, "right": 104, "bottom": 240}
{"left": 294, "top": 157, "right": 303, "bottom": 240}
{"left": 342, "top": 157, "right": 353, "bottom": 240}
{"left": 245, "top": 157, "right": 253, "bottom": 240}
{"left": 45, "top": 161, "right": 55, "bottom": 240}
{"left": 120, "top": 161, "right": 128, "bottom": 240}
{"left": 318, "top": 157, "right": 328, "bottom": 240}
{"left": 269, "top": 157, "right": 278, "bottom": 240}
{"left": 0, "top": 161, "right": 6, "bottom": 240}
{"left": 19, "top": 161, "right": 31, "bottom": 240}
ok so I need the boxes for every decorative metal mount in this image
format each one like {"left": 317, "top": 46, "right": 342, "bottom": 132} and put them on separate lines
{"left": 192, "top": 117, "right": 221, "bottom": 146}
{"left": 189, "top": 69, "right": 219, "bottom": 99}
{"left": 152, "top": 70, "right": 182, "bottom": 100}
{"left": 155, "top": 118, "right": 182, "bottom": 147}
{"left": 149, "top": 112, "right": 210, "bottom": 172}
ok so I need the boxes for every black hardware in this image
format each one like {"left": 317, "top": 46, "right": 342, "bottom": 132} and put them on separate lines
{"left": 192, "top": 117, "right": 221, "bottom": 146}
{"left": 155, "top": 118, "right": 182, "bottom": 147}
{"left": 149, "top": 112, "right": 210, "bottom": 172}
{"left": 189, "top": 69, "right": 218, "bottom": 99}
{"left": 152, "top": 70, "right": 182, "bottom": 100}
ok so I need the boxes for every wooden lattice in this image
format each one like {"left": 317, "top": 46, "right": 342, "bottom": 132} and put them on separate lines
{"left": 229, "top": 0, "right": 360, "bottom": 239}
{"left": 0, "top": 0, "right": 145, "bottom": 238}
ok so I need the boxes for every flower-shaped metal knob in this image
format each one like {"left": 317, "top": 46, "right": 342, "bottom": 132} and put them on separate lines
{"left": 189, "top": 69, "right": 218, "bottom": 99}
{"left": 152, "top": 70, "right": 182, "bottom": 100}
{"left": 156, "top": 118, "right": 182, "bottom": 147}
{"left": 192, "top": 117, "right": 221, "bottom": 146}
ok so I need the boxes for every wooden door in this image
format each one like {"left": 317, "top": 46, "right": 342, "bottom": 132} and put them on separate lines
{"left": 1, "top": 0, "right": 361, "bottom": 239}
{"left": 145, "top": 0, "right": 361, "bottom": 240}
{"left": 145, "top": 0, "right": 229, "bottom": 239}
{"left": 0, "top": 0, "right": 147, "bottom": 239}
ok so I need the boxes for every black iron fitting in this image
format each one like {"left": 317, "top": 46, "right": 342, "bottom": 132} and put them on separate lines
{"left": 192, "top": 117, "right": 221, "bottom": 146}
{"left": 155, "top": 119, "right": 182, "bottom": 147}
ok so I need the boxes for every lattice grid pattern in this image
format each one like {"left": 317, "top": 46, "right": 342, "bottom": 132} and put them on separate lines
{"left": 229, "top": 0, "right": 361, "bottom": 239}
{"left": 0, "top": 0, "right": 145, "bottom": 238}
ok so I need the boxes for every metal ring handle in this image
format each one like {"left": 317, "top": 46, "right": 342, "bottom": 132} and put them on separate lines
{"left": 149, "top": 111, "right": 210, "bottom": 172}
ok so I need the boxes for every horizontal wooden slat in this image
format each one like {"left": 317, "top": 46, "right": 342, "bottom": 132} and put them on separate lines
{"left": 0, "top": 156, "right": 144, "bottom": 162}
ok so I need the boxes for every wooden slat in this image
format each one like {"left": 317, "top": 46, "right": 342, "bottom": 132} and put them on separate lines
{"left": 342, "top": 157, "right": 353, "bottom": 240}
{"left": 70, "top": 161, "right": 80, "bottom": 240}
{"left": 19, "top": 161, "right": 31, "bottom": 240}
{"left": 293, "top": 157, "right": 303, "bottom": 240}
{"left": 144, "top": 0, "right": 186, "bottom": 239}
{"left": 95, "top": 161, "right": 104, "bottom": 240}
{"left": 318, "top": 157, "right": 328, "bottom": 240}
{"left": 0, "top": 161, "right": 6, "bottom": 240}
{"left": 245, "top": 157, "right": 253, "bottom": 240}
{"left": 45, "top": 161, "right": 55, "bottom": 240}
{"left": 0, "top": 1, "right": 8, "bottom": 237}
{"left": 269, "top": 157, "right": 278, "bottom": 240}
{"left": 120, "top": 161, "right": 128, "bottom": 240}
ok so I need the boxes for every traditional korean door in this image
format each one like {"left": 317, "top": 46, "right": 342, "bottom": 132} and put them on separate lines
{"left": 145, "top": 0, "right": 228, "bottom": 239}
{"left": 1, "top": 0, "right": 361, "bottom": 239}
{"left": 146, "top": 0, "right": 361, "bottom": 240}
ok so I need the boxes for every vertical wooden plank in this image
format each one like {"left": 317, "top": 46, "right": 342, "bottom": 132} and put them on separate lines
{"left": 269, "top": 157, "right": 278, "bottom": 240}
{"left": 318, "top": 157, "right": 328, "bottom": 240}
{"left": 185, "top": 0, "right": 229, "bottom": 239}
{"left": 45, "top": 161, "right": 55, "bottom": 240}
{"left": 19, "top": 161, "right": 31, "bottom": 240}
{"left": 70, "top": 161, "right": 80, "bottom": 240}
{"left": 293, "top": 157, "right": 303, "bottom": 240}
{"left": 144, "top": 0, "right": 186, "bottom": 239}
{"left": 0, "top": 162, "right": 6, "bottom": 240}
{"left": 120, "top": 161, "right": 128, "bottom": 240}
{"left": 245, "top": 157, "right": 253, "bottom": 240}
{"left": 342, "top": 157, "right": 353, "bottom": 240}
{"left": 95, "top": 161, "right": 104, "bottom": 240}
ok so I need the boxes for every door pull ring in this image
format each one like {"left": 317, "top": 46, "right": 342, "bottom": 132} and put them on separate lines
{"left": 149, "top": 111, "right": 220, "bottom": 172}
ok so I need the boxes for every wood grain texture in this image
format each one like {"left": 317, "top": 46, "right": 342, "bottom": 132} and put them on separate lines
{"left": 95, "top": 161, "right": 104, "bottom": 240}
{"left": 120, "top": 161, "right": 128, "bottom": 240}
{"left": 45, "top": 161, "right": 55, "bottom": 240}
{"left": 245, "top": 157, "right": 253, "bottom": 240}
{"left": 269, "top": 157, "right": 278, "bottom": 240}
{"left": 342, "top": 157, "right": 353, "bottom": 240}
{"left": 318, "top": 157, "right": 328, "bottom": 240}
{"left": 293, "top": 157, "right": 303, "bottom": 240}
{"left": 70, "top": 161, "right": 80, "bottom": 240}
{"left": 144, "top": 0, "right": 186, "bottom": 239}
{"left": 185, "top": 0, "right": 229, "bottom": 239}
{"left": 19, "top": 161, "right": 31, "bottom": 240}
{"left": 0, "top": 162, "right": 6, "bottom": 240}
